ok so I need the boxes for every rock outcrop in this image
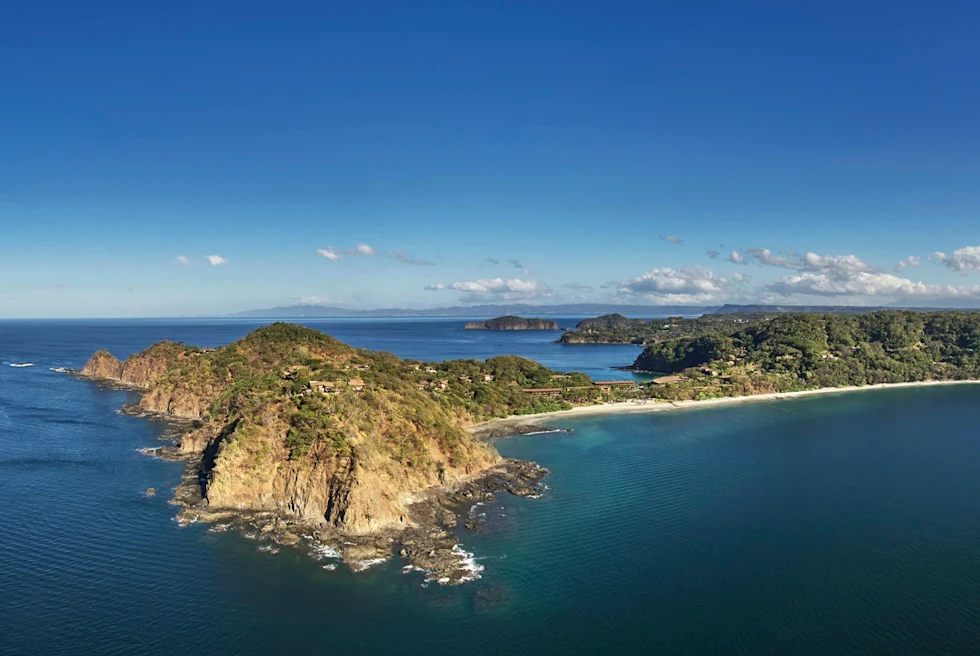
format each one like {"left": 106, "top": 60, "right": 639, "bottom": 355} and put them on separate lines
{"left": 81, "top": 349, "right": 124, "bottom": 380}
{"left": 78, "top": 324, "right": 548, "bottom": 573}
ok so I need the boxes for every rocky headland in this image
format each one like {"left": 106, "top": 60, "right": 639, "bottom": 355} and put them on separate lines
{"left": 78, "top": 324, "right": 556, "bottom": 584}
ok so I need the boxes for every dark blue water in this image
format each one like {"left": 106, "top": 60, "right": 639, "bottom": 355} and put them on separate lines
{"left": 4, "top": 319, "right": 980, "bottom": 654}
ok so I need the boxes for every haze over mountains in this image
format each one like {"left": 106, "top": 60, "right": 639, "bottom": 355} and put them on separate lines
{"left": 229, "top": 302, "right": 980, "bottom": 319}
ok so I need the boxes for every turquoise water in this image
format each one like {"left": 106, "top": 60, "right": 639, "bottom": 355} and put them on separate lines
{"left": 4, "top": 320, "right": 980, "bottom": 654}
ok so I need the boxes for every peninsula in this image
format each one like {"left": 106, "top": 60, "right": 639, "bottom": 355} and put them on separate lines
{"left": 79, "top": 324, "right": 594, "bottom": 583}
{"left": 464, "top": 316, "right": 559, "bottom": 330}
{"left": 558, "top": 312, "right": 767, "bottom": 344}
{"left": 476, "top": 310, "right": 980, "bottom": 431}
{"left": 77, "top": 311, "right": 980, "bottom": 581}
{"left": 629, "top": 310, "right": 980, "bottom": 400}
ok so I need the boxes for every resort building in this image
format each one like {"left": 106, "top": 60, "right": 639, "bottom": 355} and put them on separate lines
{"left": 594, "top": 380, "right": 639, "bottom": 390}
{"left": 522, "top": 387, "right": 563, "bottom": 396}
{"left": 309, "top": 380, "right": 338, "bottom": 394}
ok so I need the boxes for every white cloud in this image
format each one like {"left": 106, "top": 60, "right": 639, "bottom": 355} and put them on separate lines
{"left": 767, "top": 270, "right": 980, "bottom": 300}
{"left": 618, "top": 266, "right": 728, "bottom": 303}
{"left": 175, "top": 255, "right": 193, "bottom": 267}
{"left": 739, "top": 248, "right": 875, "bottom": 275}
{"left": 935, "top": 246, "right": 980, "bottom": 272}
{"left": 347, "top": 244, "right": 377, "bottom": 256}
{"left": 894, "top": 255, "right": 922, "bottom": 272}
{"left": 562, "top": 282, "right": 595, "bottom": 294}
{"left": 389, "top": 251, "right": 434, "bottom": 266}
{"left": 662, "top": 235, "right": 683, "bottom": 245}
{"left": 801, "top": 252, "right": 874, "bottom": 273}
{"left": 333, "top": 243, "right": 432, "bottom": 265}
{"left": 424, "top": 283, "right": 445, "bottom": 291}
{"left": 447, "top": 277, "right": 545, "bottom": 302}
{"left": 206, "top": 255, "right": 227, "bottom": 266}
{"left": 293, "top": 295, "right": 330, "bottom": 305}
{"left": 747, "top": 248, "right": 804, "bottom": 269}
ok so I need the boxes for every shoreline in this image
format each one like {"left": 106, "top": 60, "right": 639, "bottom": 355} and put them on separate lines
{"left": 73, "top": 369, "right": 549, "bottom": 585}
{"left": 470, "top": 379, "right": 980, "bottom": 435}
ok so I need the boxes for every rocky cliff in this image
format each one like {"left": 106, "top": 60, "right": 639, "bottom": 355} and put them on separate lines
{"left": 464, "top": 316, "right": 559, "bottom": 330}
{"left": 82, "top": 341, "right": 215, "bottom": 419}
{"left": 79, "top": 324, "right": 520, "bottom": 537}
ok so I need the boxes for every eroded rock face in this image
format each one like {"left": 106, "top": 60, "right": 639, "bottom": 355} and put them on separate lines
{"left": 118, "top": 342, "right": 188, "bottom": 388}
{"left": 80, "top": 342, "right": 187, "bottom": 388}
{"left": 81, "top": 350, "right": 124, "bottom": 380}
{"left": 80, "top": 323, "right": 556, "bottom": 585}
{"left": 80, "top": 342, "right": 212, "bottom": 419}
{"left": 139, "top": 385, "right": 211, "bottom": 419}
{"left": 80, "top": 325, "right": 506, "bottom": 538}
{"left": 198, "top": 416, "right": 499, "bottom": 535}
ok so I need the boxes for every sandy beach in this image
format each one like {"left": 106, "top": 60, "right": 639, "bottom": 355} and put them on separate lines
{"left": 470, "top": 379, "right": 980, "bottom": 436}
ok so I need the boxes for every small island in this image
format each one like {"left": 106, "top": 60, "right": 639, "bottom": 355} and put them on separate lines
{"left": 464, "top": 315, "right": 559, "bottom": 331}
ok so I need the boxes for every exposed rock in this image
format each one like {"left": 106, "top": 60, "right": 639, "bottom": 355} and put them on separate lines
{"left": 81, "top": 349, "right": 124, "bottom": 380}
{"left": 467, "top": 421, "right": 567, "bottom": 441}
{"left": 79, "top": 323, "right": 552, "bottom": 584}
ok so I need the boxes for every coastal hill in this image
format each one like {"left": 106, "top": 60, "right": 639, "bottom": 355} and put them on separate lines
{"left": 560, "top": 312, "right": 766, "bottom": 344}
{"left": 573, "top": 313, "right": 644, "bottom": 331}
{"left": 630, "top": 311, "right": 980, "bottom": 400}
{"left": 464, "top": 316, "right": 559, "bottom": 331}
{"left": 79, "top": 324, "right": 607, "bottom": 580}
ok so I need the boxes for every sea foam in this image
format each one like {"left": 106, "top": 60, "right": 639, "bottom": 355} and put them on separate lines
{"left": 312, "top": 544, "right": 342, "bottom": 560}
{"left": 350, "top": 557, "right": 389, "bottom": 572}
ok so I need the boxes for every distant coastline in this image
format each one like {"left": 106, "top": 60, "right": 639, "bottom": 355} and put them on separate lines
{"left": 470, "top": 379, "right": 980, "bottom": 436}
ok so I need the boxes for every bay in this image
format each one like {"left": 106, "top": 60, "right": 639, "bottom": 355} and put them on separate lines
{"left": 3, "top": 319, "right": 980, "bottom": 655}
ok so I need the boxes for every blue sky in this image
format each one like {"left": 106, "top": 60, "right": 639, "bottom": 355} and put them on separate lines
{"left": 3, "top": 1, "right": 980, "bottom": 317}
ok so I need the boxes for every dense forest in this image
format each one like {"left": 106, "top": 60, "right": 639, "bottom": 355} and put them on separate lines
{"left": 631, "top": 311, "right": 980, "bottom": 401}
{"left": 559, "top": 312, "right": 768, "bottom": 344}
{"left": 464, "top": 316, "right": 560, "bottom": 330}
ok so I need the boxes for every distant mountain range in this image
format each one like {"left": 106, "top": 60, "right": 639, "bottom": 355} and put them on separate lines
{"left": 230, "top": 302, "right": 980, "bottom": 319}
{"left": 229, "top": 303, "right": 717, "bottom": 318}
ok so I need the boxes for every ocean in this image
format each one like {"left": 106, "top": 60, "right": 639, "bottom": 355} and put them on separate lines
{"left": 3, "top": 318, "right": 980, "bottom": 654}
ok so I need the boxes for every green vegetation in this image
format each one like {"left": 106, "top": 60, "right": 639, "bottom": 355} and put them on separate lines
{"left": 101, "top": 312, "right": 980, "bottom": 485}
{"left": 464, "top": 316, "right": 560, "bottom": 330}
{"left": 631, "top": 311, "right": 980, "bottom": 401}
{"left": 559, "top": 313, "right": 767, "bottom": 344}
{"left": 133, "top": 324, "right": 637, "bottom": 471}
